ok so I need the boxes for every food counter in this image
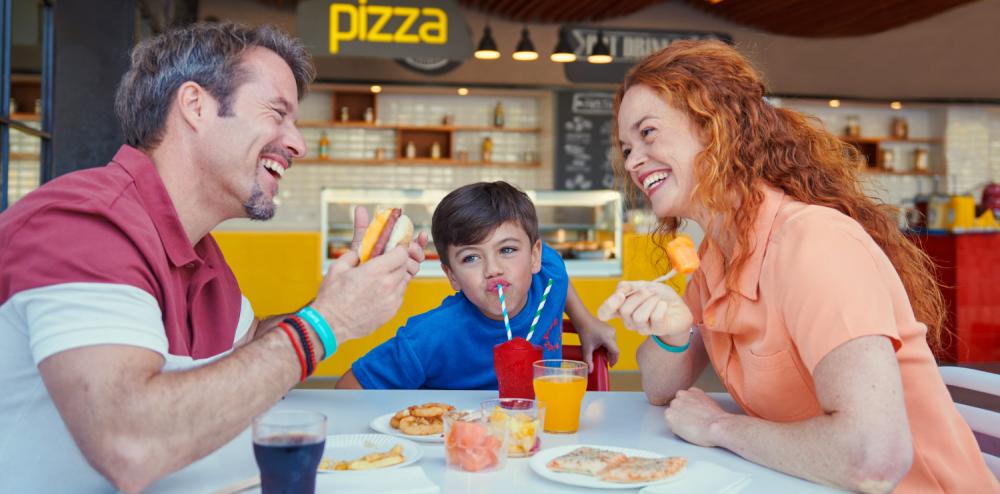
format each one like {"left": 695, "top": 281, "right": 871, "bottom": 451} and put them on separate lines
{"left": 320, "top": 188, "right": 624, "bottom": 277}
{"left": 213, "top": 224, "right": 683, "bottom": 378}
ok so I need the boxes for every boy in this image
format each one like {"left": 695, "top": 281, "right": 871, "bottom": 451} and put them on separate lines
{"left": 337, "top": 181, "right": 619, "bottom": 389}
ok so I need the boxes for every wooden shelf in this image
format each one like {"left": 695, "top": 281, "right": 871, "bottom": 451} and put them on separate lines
{"left": 295, "top": 121, "right": 540, "bottom": 133}
{"left": 9, "top": 113, "right": 40, "bottom": 122}
{"left": 9, "top": 152, "right": 39, "bottom": 160}
{"left": 863, "top": 169, "right": 943, "bottom": 176}
{"left": 296, "top": 157, "right": 540, "bottom": 168}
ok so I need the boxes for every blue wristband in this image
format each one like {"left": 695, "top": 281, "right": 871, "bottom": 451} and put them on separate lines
{"left": 297, "top": 306, "right": 337, "bottom": 359}
{"left": 651, "top": 327, "right": 694, "bottom": 353}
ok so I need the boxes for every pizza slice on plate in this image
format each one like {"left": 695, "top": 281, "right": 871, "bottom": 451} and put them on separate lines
{"left": 598, "top": 456, "right": 687, "bottom": 483}
{"left": 547, "top": 447, "right": 628, "bottom": 476}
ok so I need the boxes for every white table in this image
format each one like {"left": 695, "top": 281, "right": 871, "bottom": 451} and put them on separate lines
{"left": 145, "top": 390, "right": 841, "bottom": 493}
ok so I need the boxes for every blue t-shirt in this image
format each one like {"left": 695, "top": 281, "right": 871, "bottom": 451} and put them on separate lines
{"left": 352, "top": 243, "right": 568, "bottom": 389}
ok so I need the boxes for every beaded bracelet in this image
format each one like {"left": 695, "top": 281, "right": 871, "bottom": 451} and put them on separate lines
{"left": 651, "top": 327, "right": 695, "bottom": 353}
{"left": 279, "top": 323, "right": 308, "bottom": 382}
{"left": 284, "top": 318, "right": 315, "bottom": 376}
{"left": 297, "top": 306, "right": 338, "bottom": 358}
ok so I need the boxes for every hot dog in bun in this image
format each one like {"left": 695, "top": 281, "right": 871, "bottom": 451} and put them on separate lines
{"left": 358, "top": 208, "right": 414, "bottom": 262}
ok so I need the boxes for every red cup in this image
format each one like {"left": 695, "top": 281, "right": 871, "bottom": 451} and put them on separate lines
{"left": 493, "top": 337, "right": 543, "bottom": 399}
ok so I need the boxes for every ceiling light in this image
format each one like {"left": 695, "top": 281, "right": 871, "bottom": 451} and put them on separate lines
{"left": 890, "top": 101, "right": 902, "bottom": 110}
{"left": 588, "top": 30, "right": 612, "bottom": 64}
{"left": 474, "top": 26, "right": 501, "bottom": 60}
{"left": 550, "top": 28, "right": 576, "bottom": 63}
{"left": 370, "top": 85, "right": 382, "bottom": 94}
{"left": 512, "top": 28, "right": 539, "bottom": 61}
{"left": 457, "top": 87, "right": 469, "bottom": 96}
{"left": 828, "top": 99, "right": 840, "bottom": 108}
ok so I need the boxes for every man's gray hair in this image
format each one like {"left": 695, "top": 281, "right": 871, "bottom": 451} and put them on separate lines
{"left": 114, "top": 22, "right": 315, "bottom": 150}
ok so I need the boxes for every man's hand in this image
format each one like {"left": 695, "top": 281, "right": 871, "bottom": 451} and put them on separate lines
{"left": 664, "top": 387, "right": 729, "bottom": 448}
{"left": 309, "top": 206, "right": 427, "bottom": 350}
{"left": 598, "top": 281, "right": 693, "bottom": 344}
{"left": 575, "top": 318, "right": 620, "bottom": 372}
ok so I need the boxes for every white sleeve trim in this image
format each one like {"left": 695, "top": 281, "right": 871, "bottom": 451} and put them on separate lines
{"left": 5, "top": 282, "right": 167, "bottom": 364}
{"left": 233, "top": 295, "right": 255, "bottom": 344}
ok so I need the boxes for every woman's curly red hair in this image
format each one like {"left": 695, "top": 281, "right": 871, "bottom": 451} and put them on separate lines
{"left": 612, "top": 40, "right": 946, "bottom": 349}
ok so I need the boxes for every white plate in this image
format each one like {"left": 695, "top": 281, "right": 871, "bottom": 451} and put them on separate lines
{"left": 369, "top": 413, "right": 445, "bottom": 443}
{"left": 319, "top": 434, "right": 423, "bottom": 472}
{"left": 529, "top": 444, "right": 687, "bottom": 490}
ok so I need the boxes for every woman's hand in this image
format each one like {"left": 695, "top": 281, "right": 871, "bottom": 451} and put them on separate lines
{"left": 664, "top": 387, "right": 729, "bottom": 447}
{"left": 597, "top": 281, "right": 693, "bottom": 341}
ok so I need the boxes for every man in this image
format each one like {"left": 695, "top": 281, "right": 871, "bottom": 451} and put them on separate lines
{"left": 0, "top": 23, "right": 424, "bottom": 493}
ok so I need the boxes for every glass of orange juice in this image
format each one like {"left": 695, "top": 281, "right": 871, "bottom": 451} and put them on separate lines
{"left": 532, "top": 359, "right": 588, "bottom": 433}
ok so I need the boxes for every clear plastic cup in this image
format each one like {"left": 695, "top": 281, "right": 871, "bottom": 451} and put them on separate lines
{"left": 532, "top": 359, "right": 588, "bottom": 433}
{"left": 481, "top": 398, "right": 545, "bottom": 457}
{"left": 443, "top": 409, "right": 509, "bottom": 472}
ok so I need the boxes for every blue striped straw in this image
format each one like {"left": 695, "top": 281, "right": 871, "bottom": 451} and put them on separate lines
{"left": 525, "top": 279, "right": 554, "bottom": 341}
{"left": 498, "top": 283, "right": 512, "bottom": 341}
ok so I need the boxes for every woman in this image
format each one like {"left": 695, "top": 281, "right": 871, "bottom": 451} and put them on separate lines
{"left": 598, "top": 40, "right": 996, "bottom": 493}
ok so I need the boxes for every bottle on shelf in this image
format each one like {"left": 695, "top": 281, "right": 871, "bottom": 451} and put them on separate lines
{"left": 405, "top": 141, "right": 417, "bottom": 159}
{"left": 364, "top": 107, "right": 374, "bottom": 123}
{"left": 430, "top": 141, "right": 442, "bottom": 159}
{"left": 493, "top": 100, "right": 505, "bottom": 128}
{"left": 340, "top": 106, "right": 350, "bottom": 122}
{"left": 318, "top": 131, "right": 330, "bottom": 160}
{"left": 34, "top": 98, "right": 41, "bottom": 115}
{"left": 913, "top": 148, "right": 929, "bottom": 172}
{"left": 482, "top": 137, "right": 493, "bottom": 162}
{"left": 891, "top": 117, "right": 908, "bottom": 139}
{"left": 845, "top": 115, "right": 860, "bottom": 137}
{"left": 9, "top": 98, "right": 17, "bottom": 114}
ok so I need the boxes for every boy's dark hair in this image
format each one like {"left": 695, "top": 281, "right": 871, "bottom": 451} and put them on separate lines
{"left": 432, "top": 181, "right": 539, "bottom": 268}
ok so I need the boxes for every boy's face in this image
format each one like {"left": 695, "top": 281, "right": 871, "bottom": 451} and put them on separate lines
{"left": 442, "top": 221, "right": 542, "bottom": 321}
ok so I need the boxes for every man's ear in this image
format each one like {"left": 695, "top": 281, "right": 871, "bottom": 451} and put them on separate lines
{"left": 531, "top": 239, "right": 542, "bottom": 274}
{"left": 441, "top": 262, "right": 462, "bottom": 292}
{"left": 175, "top": 81, "right": 214, "bottom": 132}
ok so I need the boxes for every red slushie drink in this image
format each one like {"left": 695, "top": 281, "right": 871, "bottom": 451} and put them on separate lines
{"left": 493, "top": 337, "right": 543, "bottom": 399}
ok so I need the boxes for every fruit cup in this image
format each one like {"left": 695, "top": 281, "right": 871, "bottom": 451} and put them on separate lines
{"left": 481, "top": 398, "right": 544, "bottom": 458}
{"left": 443, "top": 409, "right": 509, "bottom": 472}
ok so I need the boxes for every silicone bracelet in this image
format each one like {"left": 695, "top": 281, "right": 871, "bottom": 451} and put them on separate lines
{"left": 287, "top": 316, "right": 318, "bottom": 368}
{"left": 284, "top": 318, "right": 315, "bottom": 376}
{"left": 297, "top": 306, "right": 337, "bottom": 358}
{"left": 279, "top": 323, "right": 308, "bottom": 382}
{"left": 651, "top": 327, "right": 694, "bottom": 353}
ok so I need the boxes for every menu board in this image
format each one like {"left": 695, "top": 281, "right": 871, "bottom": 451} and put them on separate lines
{"left": 555, "top": 90, "right": 616, "bottom": 190}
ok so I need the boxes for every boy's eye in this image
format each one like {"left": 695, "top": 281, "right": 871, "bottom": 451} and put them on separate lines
{"left": 500, "top": 246, "right": 516, "bottom": 255}
{"left": 640, "top": 127, "right": 655, "bottom": 139}
{"left": 272, "top": 107, "right": 286, "bottom": 119}
{"left": 461, "top": 254, "right": 479, "bottom": 264}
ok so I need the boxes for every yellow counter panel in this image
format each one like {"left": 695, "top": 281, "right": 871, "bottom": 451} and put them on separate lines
{"left": 213, "top": 231, "right": 684, "bottom": 376}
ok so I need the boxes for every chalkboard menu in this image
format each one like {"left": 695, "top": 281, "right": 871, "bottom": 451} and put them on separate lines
{"left": 555, "top": 90, "right": 616, "bottom": 190}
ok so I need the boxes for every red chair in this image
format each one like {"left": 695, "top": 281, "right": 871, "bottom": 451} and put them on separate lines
{"left": 561, "top": 319, "right": 610, "bottom": 391}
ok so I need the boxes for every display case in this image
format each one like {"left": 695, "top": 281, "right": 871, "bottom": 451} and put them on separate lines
{"left": 320, "top": 188, "right": 623, "bottom": 277}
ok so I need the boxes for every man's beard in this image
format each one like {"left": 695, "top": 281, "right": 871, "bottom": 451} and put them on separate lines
{"left": 243, "top": 183, "right": 276, "bottom": 221}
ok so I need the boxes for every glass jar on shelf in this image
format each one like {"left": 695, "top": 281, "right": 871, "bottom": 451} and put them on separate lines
{"left": 845, "top": 115, "right": 860, "bottom": 137}
{"left": 913, "top": 148, "right": 929, "bottom": 172}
